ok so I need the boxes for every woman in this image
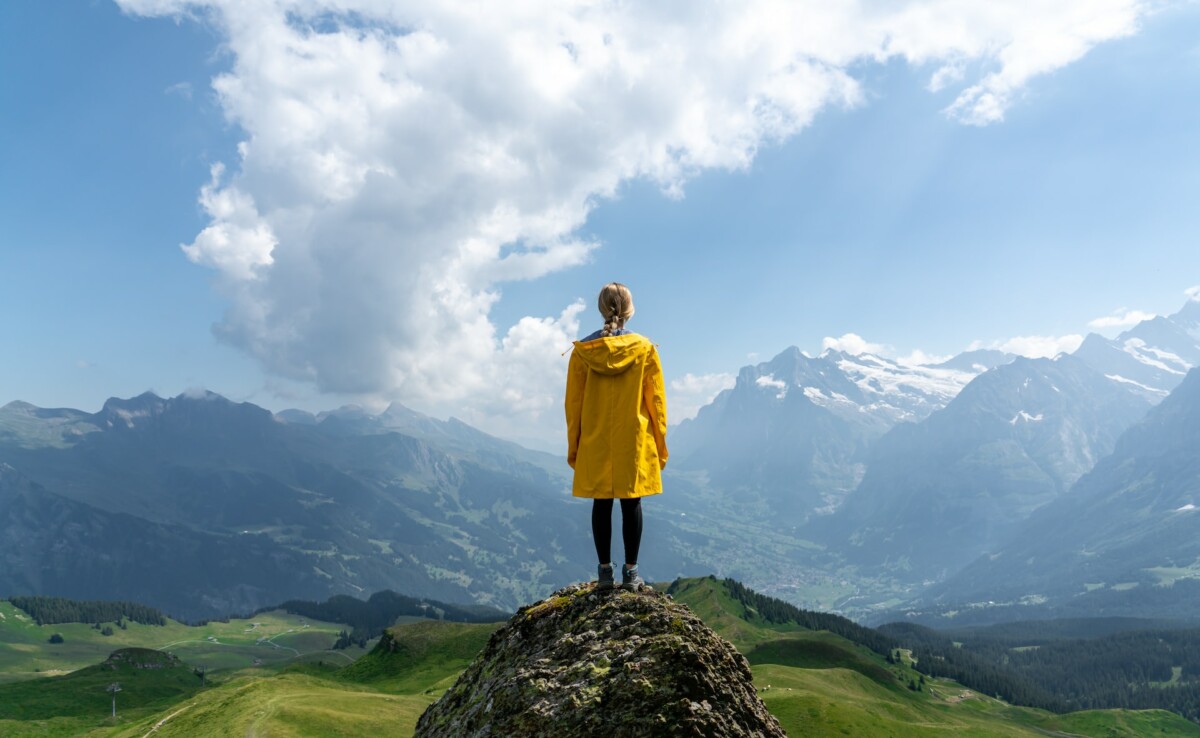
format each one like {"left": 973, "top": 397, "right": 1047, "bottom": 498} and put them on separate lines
{"left": 565, "top": 282, "right": 668, "bottom": 591}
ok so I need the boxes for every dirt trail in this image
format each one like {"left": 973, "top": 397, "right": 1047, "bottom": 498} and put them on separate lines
{"left": 140, "top": 703, "right": 194, "bottom": 737}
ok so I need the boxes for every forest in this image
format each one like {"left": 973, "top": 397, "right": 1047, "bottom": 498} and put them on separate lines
{"left": 7, "top": 595, "right": 167, "bottom": 626}
{"left": 881, "top": 620, "right": 1200, "bottom": 722}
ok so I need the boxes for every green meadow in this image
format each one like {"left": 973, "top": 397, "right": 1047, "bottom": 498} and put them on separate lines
{"left": 4, "top": 581, "right": 1200, "bottom": 737}
{"left": 0, "top": 599, "right": 370, "bottom": 683}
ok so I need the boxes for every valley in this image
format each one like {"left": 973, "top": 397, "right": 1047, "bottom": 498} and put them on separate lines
{"left": 5, "top": 580, "right": 1200, "bottom": 736}
{"left": 4, "top": 297, "right": 1200, "bottom": 734}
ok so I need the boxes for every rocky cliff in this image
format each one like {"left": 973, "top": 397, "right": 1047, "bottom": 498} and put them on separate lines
{"left": 414, "top": 582, "right": 785, "bottom": 737}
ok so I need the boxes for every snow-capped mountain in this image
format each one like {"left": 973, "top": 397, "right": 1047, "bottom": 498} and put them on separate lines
{"left": 824, "top": 354, "right": 1152, "bottom": 579}
{"left": 683, "top": 346, "right": 1006, "bottom": 435}
{"left": 908, "top": 366, "right": 1200, "bottom": 624}
{"left": 795, "top": 349, "right": 1002, "bottom": 427}
{"left": 1074, "top": 298, "right": 1200, "bottom": 400}
{"left": 668, "top": 346, "right": 1010, "bottom": 522}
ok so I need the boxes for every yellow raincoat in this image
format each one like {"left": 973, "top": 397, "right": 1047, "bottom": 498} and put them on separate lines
{"left": 565, "top": 333, "right": 668, "bottom": 498}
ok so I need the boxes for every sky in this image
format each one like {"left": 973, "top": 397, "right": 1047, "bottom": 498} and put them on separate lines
{"left": 2, "top": 0, "right": 1199, "bottom": 450}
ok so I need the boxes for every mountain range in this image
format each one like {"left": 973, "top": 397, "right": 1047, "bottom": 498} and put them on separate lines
{"left": 0, "top": 392, "right": 706, "bottom": 619}
{"left": 4, "top": 297, "right": 1200, "bottom": 626}
{"left": 668, "top": 346, "right": 1011, "bottom": 522}
{"left": 669, "top": 296, "right": 1200, "bottom": 619}
{"left": 905, "top": 364, "right": 1200, "bottom": 624}
{"left": 827, "top": 353, "right": 1151, "bottom": 576}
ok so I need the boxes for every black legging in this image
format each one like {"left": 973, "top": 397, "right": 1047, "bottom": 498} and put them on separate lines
{"left": 591, "top": 498, "right": 642, "bottom": 566}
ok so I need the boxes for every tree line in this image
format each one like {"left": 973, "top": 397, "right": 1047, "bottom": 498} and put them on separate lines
{"left": 700, "top": 577, "right": 1200, "bottom": 723}
{"left": 881, "top": 620, "right": 1200, "bottom": 721}
{"left": 7, "top": 596, "right": 166, "bottom": 626}
{"left": 718, "top": 577, "right": 895, "bottom": 657}
{"left": 697, "top": 578, "right": 1060, "bottom": 710}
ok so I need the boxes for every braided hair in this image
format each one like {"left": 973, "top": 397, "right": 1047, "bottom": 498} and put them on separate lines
{"left": 598, "top": 282, "right": 635, "bottom": 337}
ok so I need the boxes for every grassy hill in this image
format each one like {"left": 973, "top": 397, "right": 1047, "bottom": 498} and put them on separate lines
{"left": 0, "top": 598, "right": 368, "bottom": 683}
{"left": 0, "top": 648, "right": 203, "bottom": 737}
{"left": 4, "top": 578, "right": 1200, "bottom": 737}
{"left": 105, "top": 673, "right": 436, "bottom": 738}
{"left": 338, "top": 619, "right": 500, "bottom": 692}
{"left": 667, "top": 577, "right": 1200, "bottom": 738}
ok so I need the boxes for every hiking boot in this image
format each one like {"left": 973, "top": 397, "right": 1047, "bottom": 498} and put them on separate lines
{"left": 621, "top": 564, "right": 646, "bottom": 591}
{"left": 597, "top": 563, "right": 615, "bottom": 590}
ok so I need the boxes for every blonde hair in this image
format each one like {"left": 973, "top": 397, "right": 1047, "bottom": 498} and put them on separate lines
{"left": 598, "top": 282, "right": 635, "bottom": 337}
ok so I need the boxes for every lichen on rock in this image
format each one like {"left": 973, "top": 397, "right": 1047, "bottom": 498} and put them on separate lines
{"left": 414, "top": 582, "right": 786, "bottom": 737}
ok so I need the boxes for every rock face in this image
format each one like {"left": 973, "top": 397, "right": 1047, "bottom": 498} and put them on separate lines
{"left": 414, "top": 582, "right": 785, "bottom": 738}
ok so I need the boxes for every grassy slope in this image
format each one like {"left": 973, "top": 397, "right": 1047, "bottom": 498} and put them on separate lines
{"left": 105, "top": 673, "right": 436, "bottom": 738}
{"left": 0, "top": 599, "right": 368, "bottom": 682}
{"left": 4, "top": 579, "right": 1200, "bottom": 737}
{"left": 667, "top": 577, "right": 1200, "bottom": 738}
{"left": 337, "top": 620, "right": 500, "bottom": 693}
{"left": 0, "top": 648, "right": 204, "bottom": 738}
{"left": 100, "top": 619, "right": 499, "bottom": 738}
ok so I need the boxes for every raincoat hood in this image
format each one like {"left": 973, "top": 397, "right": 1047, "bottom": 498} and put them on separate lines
{"left": 572, "top": 334, "right": 655, "bottom": 376}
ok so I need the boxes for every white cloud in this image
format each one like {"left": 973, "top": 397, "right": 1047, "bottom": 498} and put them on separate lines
{"left": 1186, "top": 285, "right": 1200, "bottom": 302}
{"left": 755, "top": 374, "right": 788, "bottom": 400}
{"left": 755, "top": 375, "right": 786, "bottom": 390}
{"left": 822, "top": 333, "right": 888, "bottom": 356}
{"left": 164, "top": 81, "right": 193, "bottom": 99}
{"left": 181, "top": 163, "right": 276, "bottom": 281}
{"left": 117, "top": 0, "right": 1150, "bottom": 443}
{"left": 896, "top": 349, "right": 953, "bottom": 367}
{"left": 1087, "top": 307, "right": 1156, "bottom": 330}
{"left": 669, "top": 372, "right": 736, "bottom": 422}
{"left": 934, "top": 3, "right": 1144, "bottom": 125}
{"left": 991, "top": 334, "right": 1084, "bottom": 358}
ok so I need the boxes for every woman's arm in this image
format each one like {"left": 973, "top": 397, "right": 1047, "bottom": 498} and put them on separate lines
{"left": 565, "top": 349, "right": 587, "bottom": 469}
{"left": 643, "top": 346, "right": 669, "bottom": 469}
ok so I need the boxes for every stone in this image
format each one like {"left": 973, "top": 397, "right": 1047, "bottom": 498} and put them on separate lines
{"left": 414, "top": 582, "right": 786, "bottom": 738}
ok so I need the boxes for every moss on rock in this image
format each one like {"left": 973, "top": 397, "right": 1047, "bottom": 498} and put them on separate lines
{"left": 414, "top": 582, "right": 785, "bottom": 737}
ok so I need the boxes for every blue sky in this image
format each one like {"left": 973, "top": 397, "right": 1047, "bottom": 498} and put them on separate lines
{"left": 2, "top": 1, "right": 1199, "bottom": 448}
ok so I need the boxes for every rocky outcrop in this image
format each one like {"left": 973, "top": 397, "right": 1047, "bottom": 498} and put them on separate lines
{"left": 104, "top": 648, "right": 183, "bottom": 670}
{"left": 414, "top": 582, "right": 786, "bottom": 738}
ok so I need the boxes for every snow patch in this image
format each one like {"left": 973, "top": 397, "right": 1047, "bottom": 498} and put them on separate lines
{"left": 1105, "top": 374, "right": 1171, "bottom": 396}
{"left": 1122, "top": 338, "right": 1189, "bottom": 375}
{"left": 1009, "top": 411, "right": 1044, "bottom": 425}
{"left": 803, "top": 386, "right": 853, "bottom": 405}
{"left": 836, "top": 356, "right": 973, "bottom": 403}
